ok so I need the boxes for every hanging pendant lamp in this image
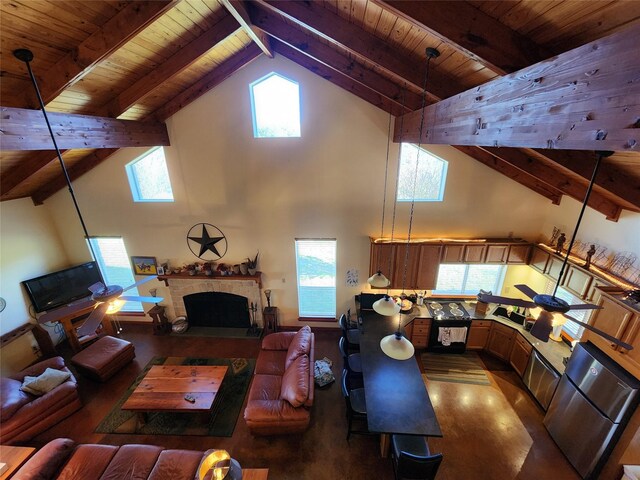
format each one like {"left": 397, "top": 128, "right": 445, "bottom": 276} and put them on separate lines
{"left": 379, "top": 48, "right": 440, "bottom": 360}
{"left": 368, "top": 112, "right": 394, "bottom": 289}
{"left": 373, "top": 294, "right": 401, "bottom": 316}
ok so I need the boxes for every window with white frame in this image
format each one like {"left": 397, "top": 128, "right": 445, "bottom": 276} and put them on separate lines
{"left": 397, "top": 143, "right": 448, "bottom": 201}
{"left": 88, "top": 237, "right": 143, "bottom": 313}
{"left": 295, "top": 239, "right": 336, "bottom": 317}
{"left": 125, "top": 147, "right": 174, "bottom": 202}
{"left": 433, "top": 264, "right": 506, "bottom": 296}
{"left": 250, "top": 72, "right": 301, "bottom": 138}
{"left": 543, "top": 279, "right": 589, "bottom": 340}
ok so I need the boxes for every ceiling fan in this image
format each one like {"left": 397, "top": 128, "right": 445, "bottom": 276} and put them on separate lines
{"left": 478, "top": 150, "right": 633, "bottom": 351}
{"left": 14, "top": 48, "right": 164, "bottom": 338}
{"left": 39, "top": 277, "right": 163, "bottom": 337}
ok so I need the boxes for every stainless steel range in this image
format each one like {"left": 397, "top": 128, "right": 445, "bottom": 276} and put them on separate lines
{"left": 426, "top": 301, "right": 472, "bottom": 353}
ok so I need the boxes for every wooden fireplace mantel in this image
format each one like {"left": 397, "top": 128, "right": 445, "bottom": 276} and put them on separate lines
{"left": 158, "top": 272, "right": 262, "bottom": 288}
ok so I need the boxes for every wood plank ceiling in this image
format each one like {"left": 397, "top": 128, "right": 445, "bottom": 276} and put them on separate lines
{"left": 1, "top": 0, "right": 639, "bottom": 220}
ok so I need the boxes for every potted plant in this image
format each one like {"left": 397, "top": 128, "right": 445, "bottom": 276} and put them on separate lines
{"left": 246, "top": 251, "right": 259, "bottom": 275}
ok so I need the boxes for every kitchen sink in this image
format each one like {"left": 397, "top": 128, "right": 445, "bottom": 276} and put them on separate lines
{"left": 493, "top": 306, "right": 526, "bottom": 326}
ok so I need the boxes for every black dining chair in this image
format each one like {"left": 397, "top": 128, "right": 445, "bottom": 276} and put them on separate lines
{"left": 339, "top": 337, "right": 362, "bottom": 379}
{"left": 391, "top": 434, "right": 443, "bottom": 480}
{"left": 341, "top": 369, "right": 370, "bottom": 440}
{"left": 339, "top": 313, "right": 360, "bottom": 351}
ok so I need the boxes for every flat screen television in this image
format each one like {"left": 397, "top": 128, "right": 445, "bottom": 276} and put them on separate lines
{"left": 22, "top": 262, "right": 103, "bottom": 313}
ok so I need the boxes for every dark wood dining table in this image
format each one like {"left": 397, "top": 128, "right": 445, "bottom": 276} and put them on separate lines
{"left": 358, "top": 310, "right": 443, "bottom": 456}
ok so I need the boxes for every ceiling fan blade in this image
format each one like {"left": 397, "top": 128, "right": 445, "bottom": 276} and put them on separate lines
{"left": 564, "top": 314, "right": 633, "bottom": 350}
{"left": 514, "top": 284, "right": 539, "bottom": 300}
{"left": 120, "top": 295, "right": 164, "bottom": 303}
{"left": 37, "top": 298, "right": 96, "bottom": 324}
{"left": 123, "top": 275, "right": 158, "bottom": 292}
{"left": 88, "top": 282, "right": 106, "bottom": 294}
{"left": 76, "top": 302, "right": 109, "bottom": 338}
{"left": 568, "top": 302, "right": 603, "bottom": 310}
{"left": 477, "top": 293, "right": 536, "bottom": 309}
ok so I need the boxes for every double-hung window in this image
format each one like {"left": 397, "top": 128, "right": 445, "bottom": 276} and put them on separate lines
{"left": 88, "top": 237, "right": 142, "bottom": 313}
{"left": 295, "top": 239, "right": 336, "bottom": 318}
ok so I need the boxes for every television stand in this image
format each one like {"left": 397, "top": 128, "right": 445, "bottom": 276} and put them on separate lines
{"left": 38, "top": 304, "right": 115, "bottom": 353}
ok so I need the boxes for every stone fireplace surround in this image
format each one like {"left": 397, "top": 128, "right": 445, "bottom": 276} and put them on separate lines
{"left": 163, "top": 276, "right": 263, "bottom": 327}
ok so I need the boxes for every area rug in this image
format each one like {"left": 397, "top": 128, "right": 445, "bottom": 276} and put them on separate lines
{"left": 421, "top": 351, "right": 491, "bottom": 385}
{"left": 96, "top": 356, "right": 255, "bottom": 436}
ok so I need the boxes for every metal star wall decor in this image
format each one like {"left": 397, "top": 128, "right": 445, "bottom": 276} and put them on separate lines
{"left": 186, "top": 223, "right": 228, "bottom": 260}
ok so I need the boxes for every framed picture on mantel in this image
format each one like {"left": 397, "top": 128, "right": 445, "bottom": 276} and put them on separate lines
{"left": 131, "top": 256, "right": 158, "bottom": 276}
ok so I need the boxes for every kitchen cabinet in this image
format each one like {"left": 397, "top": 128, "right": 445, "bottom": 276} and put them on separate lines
{"left": 585, "top": 277, "right": 613, "bottom": 302}
{"left": 369, "top": 243, "right": 396, "bottom": 288}
{"left": 442, "top": 244, "right": 464, "bottom": 263}
{"left": 485, "top": 245, "right": 508, "bottom": 263}
{"left": 582, "top": 288, "right": 640, "bottom": 379}
{"left": 529, "top": 247, "right": 550, "bottom": 274}
{"left": 546, "top": 256, "right": 565, "bottom": 282}
{"left": 507, "top": 244, "right": 532, "bottom": 264}
{"left": 370, "top": 242, "right": 441, "bottom": 289}
{"left": 562, "top": 264, "right": 593, "bottom": 299}
{"left": 467, "top": 320, "right": 491, "bottom": 350}
{"left": 410, "top": 318, "right": 431, "bottom": 348}
{"left": 464, "top": 245, "right": 486, "bottom": 263}
{"left": 509, "top": 333, "right": 533, "bottom": 377}
{"left": 486, "top": 322, "right": 516, "bottom": 362}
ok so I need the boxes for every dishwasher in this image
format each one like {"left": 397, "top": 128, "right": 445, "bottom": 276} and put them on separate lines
{"left": 522, "top": 350, "right": 560, "bottom": 411}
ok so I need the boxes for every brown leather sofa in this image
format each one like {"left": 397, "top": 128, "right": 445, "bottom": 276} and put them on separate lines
{"left": 244, "top": 325, "right": 315, "bottom": 435}
{"left": 12, "top": 438, "right": 225, "bottom": 480}
{"left": 0, "top": 356, "right": 82, "bottom": 443}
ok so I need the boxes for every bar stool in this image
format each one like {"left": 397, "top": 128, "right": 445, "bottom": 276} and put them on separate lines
{"left": 340, "top": 313, "right": 360, "bottom": 351}
{"left": 391, "top": 434, "right": 443, "bottom": 480}
{"left": 339, "top": 337, "right": 362, "bottom": 379}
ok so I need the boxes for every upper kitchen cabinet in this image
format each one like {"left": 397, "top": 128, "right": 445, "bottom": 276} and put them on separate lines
{"left": 562, "top": 264, "right": 593, "bottom": 298}
{"left": 369, "top": 242, "right": 395, "bottom": 286}
{"left": 582, "top": 287, "right": 640, "bottom": 379}
{"left": 507, "top": 244, "right": 532, "bottom": 264}
{"left": 442, "top": 244, "right": 465, "bottom": 263}
{"left": 464, "top": 244, "right": 487, "bottom": 263}
{"left": 369, "top": 241, "right": 442, "bottom": 289}
{"left": 529, "top": 247, "right": 550, "bottom": 274}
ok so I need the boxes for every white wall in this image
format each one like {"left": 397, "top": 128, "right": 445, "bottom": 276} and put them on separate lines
{"left": 0, "top": 198, "right": 69, "bottom": 374}
{"left": 540, "top": 196, "right": 640, "bottom": 259}
{"left": 42, "top": 54, "right": 575, "bottom": 327}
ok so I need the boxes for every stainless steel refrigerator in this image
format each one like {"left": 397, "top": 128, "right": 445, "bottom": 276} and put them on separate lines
{"left": 544, "top": 342, "right": 640, "bottom": 479}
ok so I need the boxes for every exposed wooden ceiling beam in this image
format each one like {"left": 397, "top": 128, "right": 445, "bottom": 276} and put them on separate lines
{"left": 454, "top": 146, "right": 563, "bottom": 205}
{"left": 529, "top": 149, "right": 640, "bottom": 210}
{"left": 221, "top": 0, "right": 273, "bottom": 58}
{"left": 102, "top": 14, "right": 240, "bottom": 117}
{"left": 395, "top": 24, "right": 640, "bottom": 152}
{"left": 0, "top": 107, "right": 169, "bottom": 151}
{"left": 153, "top": 44, "right": 263, "bottom": 122}
{"left": 250, "top": 5, "right": 422, "bottom": 110}
{"left": 31, "top": 46, "right": 264, "bottom": 204}
{"left": 272, "top": 40, "right": 407, "bottom": 117}
{"left": 258, "top": 0, "right": 459, "bottom": 100}
{"left": 3, "top": 15, "right": 241, "bottom": 197}
{"left": 373, "top": 1, "right": 549, "bottom": 74}
{"left": 478, "top": 147, "right": 622, "bottom": 220}
{"left": 30, "top": 0, "right": 177, "bottom": 107}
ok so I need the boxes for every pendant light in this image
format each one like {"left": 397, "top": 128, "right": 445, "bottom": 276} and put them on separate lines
{"left": 368, "top": 112, "right": 393, "bottom": 288}
{"left": 380, "top": 48, "right": 440, "bottom": 360}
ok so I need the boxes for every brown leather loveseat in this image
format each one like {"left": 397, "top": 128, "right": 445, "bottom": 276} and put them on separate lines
{"left": 1, "top": 356, "right": 82, "bottom": 443}
{"left": 12, "top": 438, "right": 227, "bottom": 480}
{"left": 244, "top": 325, "right": 315, "bottom": 435}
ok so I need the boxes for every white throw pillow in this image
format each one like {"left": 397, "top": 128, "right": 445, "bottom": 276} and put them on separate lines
{"left": 20, "top": 368, "right": 70, "bottom": 396}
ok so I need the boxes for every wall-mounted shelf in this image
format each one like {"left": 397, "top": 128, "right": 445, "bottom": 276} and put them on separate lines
{"left": 158, "top": 272, "right": 262, "bottom": 288}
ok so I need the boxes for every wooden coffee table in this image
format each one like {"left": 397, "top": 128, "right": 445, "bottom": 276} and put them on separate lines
{"left": 0, "top": 446, "right": 36, "bottom": 479}
{"left": 121, "top": 365, "right": 228, "bottom": 425}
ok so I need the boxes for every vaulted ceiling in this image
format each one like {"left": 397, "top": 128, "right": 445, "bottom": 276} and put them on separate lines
{"left": 1, "top": 0, "right": 639, "bottom": 220}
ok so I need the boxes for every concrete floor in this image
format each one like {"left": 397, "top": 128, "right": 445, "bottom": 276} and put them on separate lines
{"left": 31, "top": 325, "right": 583, "bottom": 479}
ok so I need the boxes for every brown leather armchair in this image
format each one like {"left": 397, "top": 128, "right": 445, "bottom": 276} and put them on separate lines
{"left": 0, "top": 356, "right": 82, "bottom": 444}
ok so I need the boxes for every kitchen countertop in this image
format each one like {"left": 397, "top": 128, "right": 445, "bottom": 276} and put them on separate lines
{"left": 403, "top": 303, "right": 572, "bottom": 374}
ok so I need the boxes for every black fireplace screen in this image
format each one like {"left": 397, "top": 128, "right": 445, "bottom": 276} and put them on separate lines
{"left": 183, "top": 292, "right": 250, "bottom": 328}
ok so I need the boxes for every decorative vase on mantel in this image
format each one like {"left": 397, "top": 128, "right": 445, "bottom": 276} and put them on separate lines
{"left": 240, "top": 263, "right": 249, "bottom": 275}
{"left": 248, "top": 268, "right": 257, "bottom": 276}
